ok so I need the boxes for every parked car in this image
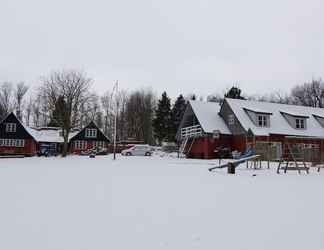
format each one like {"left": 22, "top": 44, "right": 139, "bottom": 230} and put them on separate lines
{"left": 121, "top": 145, "right": 152, "bottom": 156}
{"left": 37, "top": 143, "right": 58, "bottom": 157}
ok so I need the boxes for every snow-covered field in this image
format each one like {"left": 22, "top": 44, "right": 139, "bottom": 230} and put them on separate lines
{"left": 0, "top": 155, "right": 323, "bottom": 250}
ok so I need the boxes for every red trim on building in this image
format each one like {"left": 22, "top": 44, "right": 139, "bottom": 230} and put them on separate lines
{"left": 70, "top": 141, "right": 109, "bottom": 154}
{"left": 0, "top": 139, "right": 36, "bottom": 156}
{"left": 188, "top": 134, "right": 233, "bottom": 159}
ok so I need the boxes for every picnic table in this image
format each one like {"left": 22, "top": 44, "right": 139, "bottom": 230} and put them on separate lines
{"left": 276, "top": 159, "right": 309, "bottom": 174}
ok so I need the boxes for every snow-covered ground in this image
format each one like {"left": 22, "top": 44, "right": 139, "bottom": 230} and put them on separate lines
{"left": 0, "top": 155, "right": 323, "bottom": 250}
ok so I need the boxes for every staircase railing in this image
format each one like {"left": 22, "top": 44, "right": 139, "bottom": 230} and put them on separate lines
{"left": 180, "top": 125, "right": 202, "bottom": 139}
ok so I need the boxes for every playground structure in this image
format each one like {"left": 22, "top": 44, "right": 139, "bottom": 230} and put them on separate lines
{"left": 209, "top": 136, "right": 324, "bottom": 175}
{"left": 208, "top": 154, "right": 261, "bottom": 174}
{"left": 276, "top": 142, "right": 310, "bottom": 174}
{"left": 247, "top": 135, "right": 324, "bottom": 174}
{"left": 276, "top": 136, "right": 324, "bottom": 173}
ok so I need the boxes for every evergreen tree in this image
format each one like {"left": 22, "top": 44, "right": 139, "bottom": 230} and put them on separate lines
{"left": 48, "top": 96, "right": 66, "bottom": 127}
{"left": 225, "top": 86, "right": 245, "bottom": 99}
{"left": 152, "top": 91, "right": 172, "bottom": 144}
{"left": 170, "top": 94, "right": 187, "bottom": 140}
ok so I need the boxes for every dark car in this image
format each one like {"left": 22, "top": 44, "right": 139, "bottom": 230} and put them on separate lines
{"left": 37, "top": 143, "right": 57, "bottom": 157}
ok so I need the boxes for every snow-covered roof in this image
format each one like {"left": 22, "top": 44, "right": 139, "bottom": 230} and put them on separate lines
{"left": 243, "top": 107, "right": 272, "bottom": 115}
{"left": 23, "top": 126, "right": 78, "bottom": 143}
{"left": 189, "top": 101, "right": 231, "bottom": 135}
{"left": 0, "top": 112, "right": 80, "bottom": 143}
{"left": 225, "top": 98, "right": 324, "bottom": 137}
{"left": 279, "top": 110, "right": 309, "bottom": 118}
{"left": 34, "top": 129, "right": 63, "bottom": 143}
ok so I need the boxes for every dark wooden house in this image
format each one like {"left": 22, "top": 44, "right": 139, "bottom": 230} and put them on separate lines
{"left": 69, "top": 121, "right": 110, "bottom": 154}
{"left": 0, "top": 113, "right": 37, "bottom": 156}
{"left": 176, "top": 101, "right": 231, "bottom": 159}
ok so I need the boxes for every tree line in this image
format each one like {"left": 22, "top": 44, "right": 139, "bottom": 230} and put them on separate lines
{"left": 0, "top": 69, "right": 324, "bottom": 155}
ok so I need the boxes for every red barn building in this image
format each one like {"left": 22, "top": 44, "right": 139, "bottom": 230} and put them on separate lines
{"left": 178, "top": 98, "right": 324, "bottom": 159}
{"left": 177, "top": 101, "right": 231, "bottom": 159}
{"left": 69, "top": 121, "right": 110, "bottom": 154}
{"left": 0, "top": 113, "right": 37, "bottom": 156}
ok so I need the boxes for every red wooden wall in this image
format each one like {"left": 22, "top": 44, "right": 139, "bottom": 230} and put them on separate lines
{"left": 0, "top": 139, "right": 36, "bottom": 156}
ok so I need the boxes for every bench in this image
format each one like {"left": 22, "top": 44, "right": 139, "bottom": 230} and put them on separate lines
{"left": 209, "top": 155, "right": 261, "bottom": 174}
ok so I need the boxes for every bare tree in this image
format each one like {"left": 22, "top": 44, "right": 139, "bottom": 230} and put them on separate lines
{"left": 0, "top": 82, "right": 14, "bottom": 119}
{"left": 14, "top": 82, "right": 29, "bottom": 121}
{"left": 116, "top": 90, "right": 128, "bottom": 141}
{"left": 125, "top": 88, "right": 155, "bottom": 144}
{"left": 101, "top": 91, "right": 113, "bottom": 137}
{"left": 32, "top": 94, "right": 42, "bottom": 127}
{"left": 207, "top": 93, "right": 223, "bottom": 103}
{"left": 291, "top": 79, "right": 324, "bottom": 107}
{"left": 84, "top": 93, "right": 100, "bottom": 125}
{"left": 270, "top": 91, "right": 291, "bottom": 104}
{"left": 249, "top": 90, "right": 292, "bottom": 104}
{"left": 40, "top": 70, "right": 92, "bottom": 156}
{"left": 25, "top": 97, "right": 33, "bottom": 126}
{"left": 101, "top": 90, "right": 128, "bottom": 140}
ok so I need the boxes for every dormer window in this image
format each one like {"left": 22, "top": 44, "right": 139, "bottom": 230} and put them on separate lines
{"left": 243, "top": 108, "right": 271, "bottom": 128}
{"left": 296, "top": 118, "right": 306, "bottom": 129}
{"left": 85, "top": 128, "right": 97, "bottom": 138}
{"left": 5, "top": 123, "right": 16, "bottom": 133}
{"left": 257, "top": 115, "right": 268, "bottom": 127}
{"left": 280, "top": 111, "right": 308, "bottom": 130}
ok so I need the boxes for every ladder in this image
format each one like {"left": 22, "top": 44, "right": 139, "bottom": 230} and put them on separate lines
{"left": 179, "top": 137, "right": 196, "bottom": 157}
{"left": 179, "top": 137, "right": 189, "bottom": 155}
{"left": 187, "top": 138, "right": 195, "bottom": 155}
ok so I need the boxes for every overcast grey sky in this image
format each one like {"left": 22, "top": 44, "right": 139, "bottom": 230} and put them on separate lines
{"left": 1, "top": 0, "right": 324, "bottom": 98}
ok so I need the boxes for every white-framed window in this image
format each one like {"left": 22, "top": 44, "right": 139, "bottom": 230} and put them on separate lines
{"left": 94, "top": 141, "right": 105, "bottom": 148}
{"left": 5, "top": 123, "right": 16, "bottom": 133}
{"left": 296, "top": 118, "right": 306, "bottom": 129}
{"left": 303, "top": 143, "right": 318, "bottom": 149}
{"left": 85, "top": 128, "right": 97, "bottom": 138}
{"left": 74, "top": 140, "right": 87, "bottom": 150}
{"left": 257, "top": 115, "right": 268, "bottom": 127}
{"left": 16, "top": 139, "right": 24, "bottom": 147}
{"left": 93, "top": 141, "right": 106, "bottom": 148}
{"left": 228, "top": 114, "right": 235, "bottom": 125}
{"left": 0, "top": 139, "right": 24, "bottom": 147}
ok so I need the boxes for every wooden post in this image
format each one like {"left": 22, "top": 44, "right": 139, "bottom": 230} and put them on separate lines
{"left": 203, "top": 137, "right": 209, "bottom": 159}
{"left": 227, "top": 163, "right": 236, "bottom": 174}
{"left": 267, "top": 139, "right": 270, "bottom": 169}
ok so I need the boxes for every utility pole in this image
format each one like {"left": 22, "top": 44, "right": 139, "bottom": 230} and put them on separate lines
{"left": 113, "top": 81, "right": 118, "bottom": 160}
